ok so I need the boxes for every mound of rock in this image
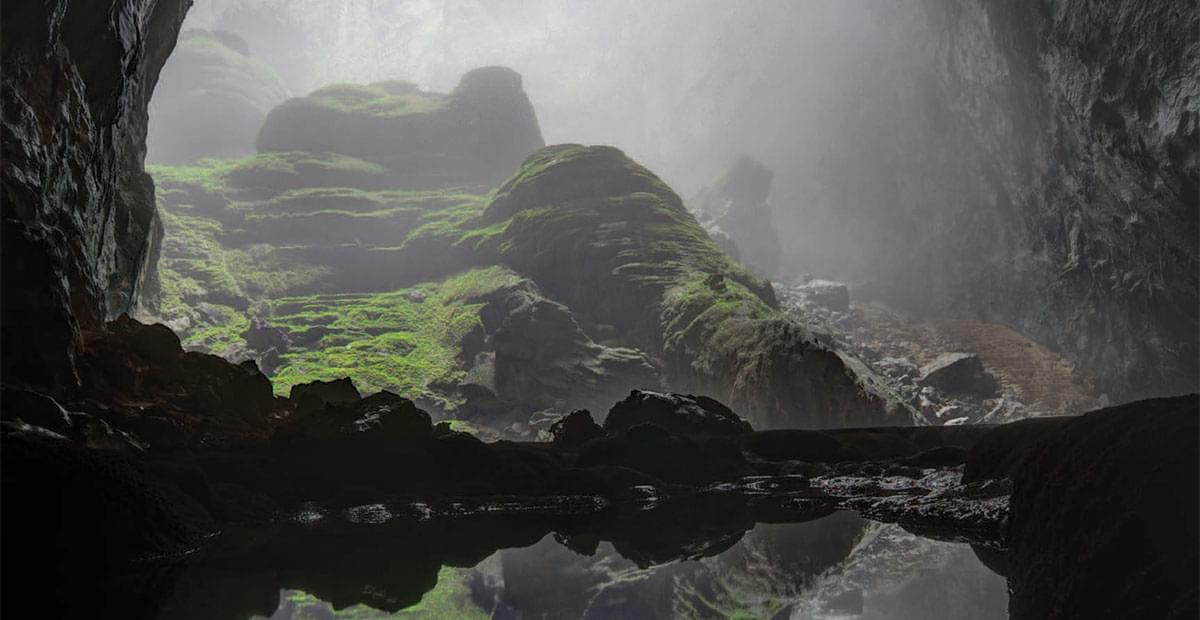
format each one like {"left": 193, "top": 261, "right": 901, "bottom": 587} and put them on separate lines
{"left": 480, "top": 144, "right": 904, "bottom": 429}
{"left": 147, "top": 29, "right": 289, "bottom": 163}
{"left": 920, "top": 353, "right": 999, "bottom": 398}
{"left": 691, "top": 156, "right": 782, "bottom": 278}
{"left": 256, "top": 66, "right": 544, "bottom": 189}
{"left": 604, "top": 390, "right": 753, "bottom": 436}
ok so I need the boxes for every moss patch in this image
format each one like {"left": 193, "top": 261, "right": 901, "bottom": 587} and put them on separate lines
{"left": 269, "top": 267, "right": 523, "bottom": 405}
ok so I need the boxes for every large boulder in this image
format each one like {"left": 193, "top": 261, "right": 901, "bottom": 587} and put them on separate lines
{"left": 691, "top": 156, "right": 782, "bottom": 278}
{"left": 983, "top": 395, "right": 1198, "bottom": 618}
{"left": 919, "top": 353, "right": 1000, "bottom": 398}
{"left": 480, "top": 144, "right": 902, "bottom": 429}
{"left": 147, "top": 29, "right": 289, "bottom": 163}
{"left": 256, "top": 66, "right": 544, "bottom": 189}
{"left": 604, "top": 390, "right": 753, "bottom": 436}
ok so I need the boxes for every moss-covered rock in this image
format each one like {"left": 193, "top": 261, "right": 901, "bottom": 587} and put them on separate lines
{"left": 479, "top": 144, "right": 904, "bottom": 428}
{"left": 256, "top": 66, "right": 544, "bottom": 189}
{"left": 147, "top": 30, "right": 289, "bottom": 164}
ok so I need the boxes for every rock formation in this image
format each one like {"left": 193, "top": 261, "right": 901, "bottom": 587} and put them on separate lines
{"left": 691, "top": 156, "right": 782, "bottom": 278}
{"left": 1, "top": 0, "right": 191, "bottom": 389}
{"left": 146, "top": 29, "right": 289, "bottom": 163}
{"left": 256, "top": 66, "right": 545, "bottom": 189}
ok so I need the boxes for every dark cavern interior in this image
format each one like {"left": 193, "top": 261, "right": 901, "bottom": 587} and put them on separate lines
{"left": 1, "top": 1, "right": 1197, "bottom": 618}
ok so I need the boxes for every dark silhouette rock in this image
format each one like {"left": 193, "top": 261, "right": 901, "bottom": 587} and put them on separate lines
{"left": 920, "top": 353, "right": 1000, "bottom": 397}
{"left": 549, "top": 410, "right": 605, "bottom": 448}
{"left": 999, "top": 394, "right": 1198, "bottom": 619}
{"left": 288, "top": 377, "right": 362, "bottom": 412}
{"left": 604, "top": 390, "right": 753, "bottom": 436}
{"left": 579, "top": 423, "right": 753, "bottom": 485}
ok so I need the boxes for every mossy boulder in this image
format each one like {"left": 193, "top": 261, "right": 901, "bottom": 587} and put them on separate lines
{"left": 256, "top": 66, "right": 544, "bottom": 189}
{"left": 147, "top": 30, "right": 289, "bottom": 164}
{"left": 479, "top": 144, "right": 902, "bottom": 428}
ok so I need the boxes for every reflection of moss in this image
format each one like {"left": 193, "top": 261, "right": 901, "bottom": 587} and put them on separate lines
{"left": 270, "top": 267, "right": 522, "bottom": 404}
{"left": 276, "top": 566, "right": 486, "bottom": 618}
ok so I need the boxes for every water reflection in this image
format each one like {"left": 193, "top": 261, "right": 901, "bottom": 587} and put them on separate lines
{"left": 251, "top": 511, "right": 1005, "bottom": 619}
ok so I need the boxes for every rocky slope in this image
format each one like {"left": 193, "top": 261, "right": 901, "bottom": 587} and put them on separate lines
{"left": 146, "top": 29, "right": 289, "bottom": 163}
{"left": 690, "top": 156, "right": 782, "bottom": 279}
{"left": 1, "top": 0, "right": 191, "bottom": 389}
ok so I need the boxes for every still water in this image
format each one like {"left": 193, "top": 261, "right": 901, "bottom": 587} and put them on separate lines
{"left": 250, "top": 510, "right": 1007, "bottom": 619}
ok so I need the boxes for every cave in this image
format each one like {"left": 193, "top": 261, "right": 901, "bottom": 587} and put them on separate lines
{"left": 1, "top": 1, "right": 1196, "bottom": 618}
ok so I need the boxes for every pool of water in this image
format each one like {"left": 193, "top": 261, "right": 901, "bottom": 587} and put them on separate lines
{"left": 242, "top": 510, "right": 1006, "bottom": 619}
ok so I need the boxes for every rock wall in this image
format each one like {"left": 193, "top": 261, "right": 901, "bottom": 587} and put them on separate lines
{"left": 772, "top": 0, "right": 1198, "bottom": 401}
{"left": 1, "top": 0, "right": 192, "bottom": 388}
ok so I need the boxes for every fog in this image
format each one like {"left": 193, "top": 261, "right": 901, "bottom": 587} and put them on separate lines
{"left": 168, "top": 0, "right": 944, "bottom": 284}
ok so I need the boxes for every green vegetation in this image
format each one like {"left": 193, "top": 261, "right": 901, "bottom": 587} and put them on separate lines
{"left": 269, "top": 267, "right": 523, "bottom": 404}
{"left": 304, "top": 82, "right": 447, "bottom": 118}
{"left": 275, "top": 568, "right": 487, "bottom": 618}
{"left": 172, "top": 29, "right": 289, "bottom": 113}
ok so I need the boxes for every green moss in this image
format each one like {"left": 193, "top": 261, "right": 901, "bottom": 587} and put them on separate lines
{"left": 173, "top": 30, "right": 288, "bottom": 113}
{"left": 270, "top": 267, "right": 522, "bottom": 405}
{"left": 305, "top": 83, "right": 447, "bottom": 118}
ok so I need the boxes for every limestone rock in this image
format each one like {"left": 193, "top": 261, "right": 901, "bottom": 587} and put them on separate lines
{"left": 256, "top": 66, "right": 544, "bottom": 189}
{"left": 147, "top": 29, "right": 289, "bottom": 163}
{"left": 691, "top": 156, "right": 782, "bottom": 278}
{"left": 919, "top": 353, "right": 1000, "bottom": 398}
{"left": 604, "top": 390, "right": 753, "bottom": 437}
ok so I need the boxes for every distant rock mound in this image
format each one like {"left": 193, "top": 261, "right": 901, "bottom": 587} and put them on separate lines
{"left": 692, "top": 156, "right": 782, "bottom": 278}
{"left": 256, "top": 66, "right": 544, "bottom": 189}
{"left": 147, "top": 29, "right": 289, "bottom": 163}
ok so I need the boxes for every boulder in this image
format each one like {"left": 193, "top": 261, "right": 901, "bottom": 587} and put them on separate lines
{"left": 919, "top": 353, "right": 999, "bottom": 397}
{"left": 549, "top": 410, "right": 605, "bottom": 448}
{"left": 604, "top": 390, "right": 753, "bottom": 436}
{"left": 483, "top": 144, "right": 894, "bottom": 429}
{"left": 797, "top": 279, "right": 851, "bottom": 312}
{"left": 241, "top": 317, "right": 291, "bottom": 355}
{"left": 288, "top": 377, "right": 362, "bottom": 411}
{"left": 998, "top": 394, "right": 1198, "bottom": 618}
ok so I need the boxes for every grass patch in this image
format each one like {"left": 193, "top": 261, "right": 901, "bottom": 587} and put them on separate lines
{"left": 306, "top": 82, "right": 447, "bottom": 118}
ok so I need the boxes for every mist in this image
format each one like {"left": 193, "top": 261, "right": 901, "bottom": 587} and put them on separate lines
{"left": 4, "top": 0, "right": 1196, "bottom": 617}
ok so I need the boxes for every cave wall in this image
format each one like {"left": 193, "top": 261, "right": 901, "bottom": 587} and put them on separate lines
{"left": 2, "top": 0, "right": 192, "bottom": 388}
{"left": 858, "top": 0, "right": 1199, "bottom": 401}
{"left": 709, "top": 0, "right": 1198, "bottom": 402}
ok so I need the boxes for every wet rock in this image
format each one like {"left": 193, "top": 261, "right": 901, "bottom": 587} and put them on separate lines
{"left": 0, "top": 388, "right": 73, "bottom": 434}
{"left": 1, "top": 0, "right": 190, "bottom": 391}
{"left": 797, "top": 279, "right": 851, "bottom": 312}
{"left": 549, "top": 410, "right": 605, "bottom": 448}
{"left": 604, "top": 390, "right": 753, "bottom": 437}
{"left": 999, "top": 394, "right": 1198, "bottom": 619}
{"left": 919, "top": 353, "right": 999, "bottom": 398}
{"left": 579, "top": 423, "right": 753, "bottom": 485}
{"left": 897, "top": 446, "right": 970, "bottom": 468}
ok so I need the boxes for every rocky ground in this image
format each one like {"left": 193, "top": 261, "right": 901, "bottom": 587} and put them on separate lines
{"left": 778, "top": 281, "right": 1104, "bottom": 425}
